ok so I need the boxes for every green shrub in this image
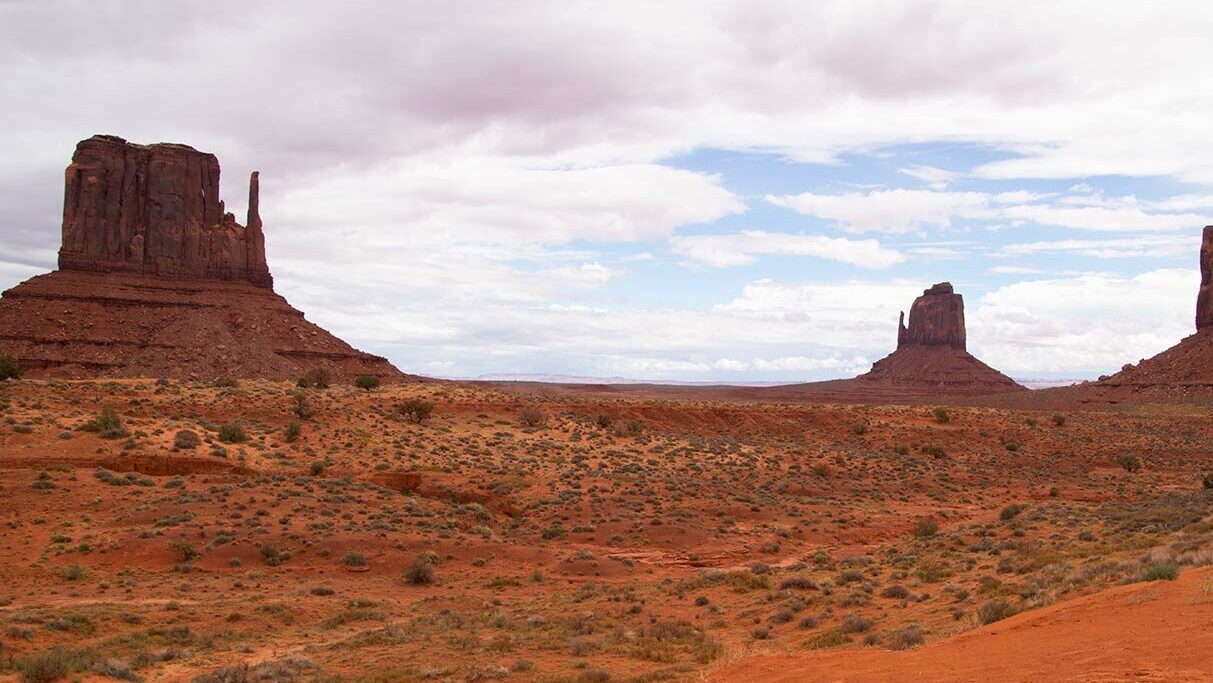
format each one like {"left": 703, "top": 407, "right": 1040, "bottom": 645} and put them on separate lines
{"left": 933, "top": 407, "right": 950, "bottom": 423}
{"left": 1203, "top": 473, "right": 1213, "bottom": 490}
{"left": 0, "top": 355, "right": 20, "bottom": 381}
{"left": 171, "top": 541, "right": 200, "bottom": 562}
{"left": 211, "top": 376, "right": 239, "bottom": 388}
{"left": 217, "top": 424, "right": 247, "bottom": 444}
{"left": 519, "top": 406, "right": 546, "bottom": 428}
{"left": 173, "top": 430, "right": 200, "bottom": 450}
{"left": 354, "top": 375, "right": 381, "bottom": 391}
{"left": 18, "top": 647, "right": 79, "bottom": 683}
{"left": 297, "top": 367, "right": 331, "bottom": 389}
{"left": 259, "top": 543, "right": 290, "bottom": 567}
{"left": 851, "top": 421, "right": 869, "bottom": 435}
{"left": 1142, "top": 560, "right": 1178, "bottom": 582}
{"left": 62, "top": 564, "right": 86, "bottom": 581}
{"left": 976, "top": 599, "right": 1017, "bottom": 625}
{"left": 1116, "top": 454, "right": 1142, "bottom": 473}
{"left": 343, "top": 552, "right": 368, "bottom": 568}
{"left": 913, "top": 517, "right": 939, "bottom": 538}
{"left": 922, "top": 445, "right": 947, "bottom": 459}
{"left": 291, "top": 391, "right": 314, "bottom": 420}
{"left": 840, "top": 614, "right": 873, "bottom": 633}
{"left": 399, "top": 398, "right": 434, "bottom": 423}
{"left": 284, "top": 421, "right": 302, "bottom": 443}
{"left": 404, "top": 555, "right": 436, "bottom": 585}
{"left": 1052, "top": 414, "right": 1066, "bottom": 426}
{"left": 805, "top": 628, "right": 851, "bottom": 649}
{"left": 309, "top": 461, "right": 326, "bottom": 476}
{"left": 886, "top": 625, "right": 925, "bottom": 650}
{"left": 79, "top": 406, "right": 127, "bottom": 439}
{"left": 1000, "top": 504, "right": 1027, "bottom": 522}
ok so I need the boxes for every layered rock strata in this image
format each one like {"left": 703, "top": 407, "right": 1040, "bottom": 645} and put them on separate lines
{"left": 0, "top": 135, "right": 404, "bottom": 382}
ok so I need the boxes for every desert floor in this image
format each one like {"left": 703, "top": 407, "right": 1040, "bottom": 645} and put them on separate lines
{"left": 0, "top": 378, "right": 1210, "bottom": 682}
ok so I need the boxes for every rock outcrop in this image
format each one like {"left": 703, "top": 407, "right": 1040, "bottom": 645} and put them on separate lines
{"left": 897, "top": 282, "right": 966, "bottom": 350}
{"left": 1196, "top": 226, "right": 1213, "bottom": 331}
{"left": 0, "top": 135, "right": 405, "bottom": 382}
{"left": 59, "top": 135, "right": 272, "bottom": 287}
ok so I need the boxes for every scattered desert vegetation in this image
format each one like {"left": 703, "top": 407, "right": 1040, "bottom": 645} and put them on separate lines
{"left": 0, "top": 378, "right": 1210, "bottom": 681}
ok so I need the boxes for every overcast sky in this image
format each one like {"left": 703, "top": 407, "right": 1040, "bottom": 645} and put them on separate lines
{"left": 3, "top": 0, "right": 1213, "bottom": 381}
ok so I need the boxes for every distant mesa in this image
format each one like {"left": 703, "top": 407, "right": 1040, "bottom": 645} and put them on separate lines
{"left": 0, "top": 135, "right": 405, "bottom": 382}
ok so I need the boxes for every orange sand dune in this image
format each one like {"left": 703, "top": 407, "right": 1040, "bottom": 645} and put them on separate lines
{"left": 708, "top": 566, "right": 1213, "bottom": 683}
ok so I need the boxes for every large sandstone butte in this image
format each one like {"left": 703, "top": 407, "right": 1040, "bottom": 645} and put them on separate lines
{"left": 852, "top": 282, "right": 1024, "bottom": 396}
{"left": 0, "top": 135, "right": 404, "bottom": 382}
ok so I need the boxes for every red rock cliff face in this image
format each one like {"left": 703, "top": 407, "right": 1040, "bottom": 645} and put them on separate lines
{"left": 897, "top": 282, "right": 966, "bottom": 351}
{"left": 59, "top": 135, "right": 272, "bottom": 288}
{"left": 1196, "top": 226, "right": 1213, "bottom": 331}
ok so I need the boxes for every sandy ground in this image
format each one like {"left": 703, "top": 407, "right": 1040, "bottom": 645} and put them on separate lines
{"left": 0, "top": 378, "right": 1210, "bottom": 682}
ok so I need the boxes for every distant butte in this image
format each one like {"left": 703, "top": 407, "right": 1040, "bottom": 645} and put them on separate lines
{"left": 739, "top": 281, "right": 1025, "bottom": 402}
{"left": 851, "top": 282, "right": 1024, "bottom": 395}
{"left": 0, "top": 135, "right": 405, "bottom": 382}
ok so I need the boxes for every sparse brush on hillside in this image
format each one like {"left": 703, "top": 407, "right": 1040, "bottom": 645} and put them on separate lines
{"left": 291, "top": 390, "right": 314, "bottom": 419}
{"left": 173, "top": 430, "right": 200, "bottom": 449}
{"left": 217, "top": 423, "right": 248, "bottom": 443}
{"left": 354, "top": 375, "right": 380, "bottom": 391}
{"left": 297, "top": 367, "right": 331, "bottom": 389}
{"left": 519, "top": 405, "right": 546, "bottom": 428}
{"left": 399, "top": 398, "right": 434, "bottom": 423}
{"left": 79, "top": 406, "right": 127, "bottom": 438}
{"left": 404, "top": 554, "right": 436, "bottom": 585}
{"left": 1116, "top": 454, "right": 1142, "bottom": 473}
{"left": 0, "top": 355, "right": 20, "bottom": 380}
{"left": 913, "top": 517, "right": 939, "bottom": 538}
{"left": 976, "top": 599, "right": 1017, "bottom": 625}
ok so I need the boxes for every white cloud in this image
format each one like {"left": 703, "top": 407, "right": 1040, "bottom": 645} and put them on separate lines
{"left": 669, "top": 231, "right": 904, "bottom": 267}
{"left": 970, "top": 269, "right": 1198, "bottom": 374}
{"left": 899, "top": 165, "right": 960, "bottom": 189}
{"left": 272, "top": 158, "right": 745, "bottom": 246}
{"left": 999, "top": 204, "right": 1208, "bottom": 232}
{"left": 765, "top": 189, "right": 989, "bottom": 234}
{"left": 4, "top": 1, "right": 1213, "bottom": 381}
{"left": 768, "top": 188, "right": 1211, "bottom": 234}
{"left": 999, "top": 235, "right": 1196, "bottom": 259}
{"left": 988, "top": 265, "right": 1043, "bottom": 274}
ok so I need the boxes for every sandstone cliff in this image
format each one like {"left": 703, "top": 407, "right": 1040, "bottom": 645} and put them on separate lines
{"left": 0, "top": 135, "right": 404, "bottom": 382}
{"left": 59, "top": 135, "right": 272, "bottom": 287}
{"left": 897, "top": 282, "right": 966, "bottom": 350}
{"left": 1195, "top": 226, "right": 1213, "bottom": 331}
